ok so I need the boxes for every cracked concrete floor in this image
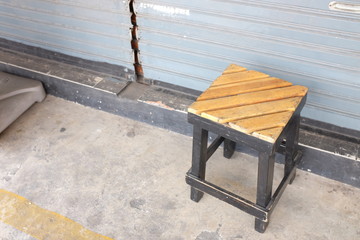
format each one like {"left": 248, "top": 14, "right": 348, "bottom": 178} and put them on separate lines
{"left": 0, "top": 95, "right": 359, "bottom": 240}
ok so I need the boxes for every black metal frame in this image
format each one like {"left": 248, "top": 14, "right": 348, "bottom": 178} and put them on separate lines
{"left": 185, "top": 95, "right": 307, "bottom": 233}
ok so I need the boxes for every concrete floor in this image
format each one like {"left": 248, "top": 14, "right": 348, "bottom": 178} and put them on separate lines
{"left": 0, "top": 95, "right": 359, "bottom": 240}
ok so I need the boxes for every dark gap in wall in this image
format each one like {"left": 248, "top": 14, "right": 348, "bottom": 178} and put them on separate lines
{"left": 129, "top": 0, "right": 146, "bottom": 84}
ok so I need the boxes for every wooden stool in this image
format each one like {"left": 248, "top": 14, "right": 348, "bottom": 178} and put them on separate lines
{"left": 185, "top": 64, "right": 308, "bottom": 233}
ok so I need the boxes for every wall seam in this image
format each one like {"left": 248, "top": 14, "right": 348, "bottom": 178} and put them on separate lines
{"left": 129, "top": 0, "right": 146, "bottom": 84}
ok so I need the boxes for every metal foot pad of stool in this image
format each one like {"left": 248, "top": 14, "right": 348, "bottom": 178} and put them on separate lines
{"left": 255, "top": 218, "right": 269, "bottom": 233}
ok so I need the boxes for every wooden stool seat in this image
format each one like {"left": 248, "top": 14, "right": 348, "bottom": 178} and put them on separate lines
{"left": 188, "top": 64, "right": 308, "bottom": 143}
{"left": 186, "top": 64, "right": 308, "bottom": 233}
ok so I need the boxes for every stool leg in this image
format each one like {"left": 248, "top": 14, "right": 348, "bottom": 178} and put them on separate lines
{"left": 285, "top": 115, "right": 300, "bottom": 184}
{"left": 255, "top": 150, "right": 275, "bottom": 233}
{"left": 224, "top": 139, "right": 236, "bottom": 159}
{"left": 190, "top": 126, "right": 208, "bottom": 202}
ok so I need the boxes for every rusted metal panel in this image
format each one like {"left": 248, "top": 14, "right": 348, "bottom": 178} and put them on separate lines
{"left": 0, "top": 0, "right": 133, "bottom": 69}
{"left": 134, "top": 0, "right": 360, "bottom": 130}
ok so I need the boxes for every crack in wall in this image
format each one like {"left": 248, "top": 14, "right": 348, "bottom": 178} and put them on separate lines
{"left": 129, "top": 0, "right": 146, "bottom": 84}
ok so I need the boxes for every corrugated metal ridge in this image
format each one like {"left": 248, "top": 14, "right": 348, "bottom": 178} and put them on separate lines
{"left": 0, "top": 23, "right": 130, "bottom": 52}
{"left": 137, "top": 15, "right": 360, "bottom": 57}
{"left": 141, "top": 51, "right": 360, "bottom": 104}
{"left": 262, "top": 67, "right": 360, "bottom": 89}
{"left": 142, "top": 0, "right": 360, "bottom": 21}
{"left": 0, "top": 2, "right": 129, "bottom": 27}
{"left": 139, "top": 44, "right": 360, "bottom": 90}
{"left": 310, "top": 89, "right": 360, "bottom": 103}
{"left": 212, "top": 0, "right": 360, "bottom": 21}
{"left": 142, "top": 58, "right": 360, "bottom": 118}
{"left": 138, "top": 3, "right": 360, "bottom": 40}
{"left": 139, "top": 61, "right": 212, "bottom": 84}
{"left": 41, "top": 0, "right": 129, "bottom": 13}
{"left": 139, "top": 28, "right": 359, "bottom": 73}
{"left": 141, "top": 50, "right": 360, "bottom": 105}
{"left": 306, "top": 102, "right": 360, "bottom": 119}
{"left": 141, "top": 61, "right": 360, "bottom": 119}
{"left": 0, "top": 32, "right": 132, "bottom": 64}
{"left": 140, "top": 51, "right": 223, "bottom": 74}
{"left": 0, "top": 12, "right": 130, "bottom": 41}
{"left": 136, "top": 0, "right": 359, "bottom": 129}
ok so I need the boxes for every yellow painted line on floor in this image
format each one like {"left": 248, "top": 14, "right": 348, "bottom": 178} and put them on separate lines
{"left": 0, "top": 189, "right": 114, "bottom": 240}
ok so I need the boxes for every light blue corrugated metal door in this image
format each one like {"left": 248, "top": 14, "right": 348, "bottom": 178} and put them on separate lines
{"left": 134, "top": 0, "right": 360, "bottom": 131}
{"left": 0, "top": 0, "right": 133, "bottom": 69}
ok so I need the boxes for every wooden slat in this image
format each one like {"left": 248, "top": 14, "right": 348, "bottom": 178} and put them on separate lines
{"left": 222, "top": 64, "right": 247, "bottom": 74}
{"left": 252, "top": 127, "right": 284, "bottom": 143}
{"left": 209, "top": 77, "right": 277, "bottom": 90}
{"left": 229, "top": 111, "right": 293, "bottom": 134}
{"left": 188, "top": 85, "right": 308, "bottom": 114}
{"left": 211, "top": 70, "right": 269, "bottom": 87}
{"left": 201, "top": 97, "right": 302, "bottom": 123}
{"left": 197, "top": 78, "right": 292, "bottom": 101}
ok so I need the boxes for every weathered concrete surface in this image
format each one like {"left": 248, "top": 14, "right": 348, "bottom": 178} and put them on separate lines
{"left": 0, "top": 96, "right": 359, "bottom": 240}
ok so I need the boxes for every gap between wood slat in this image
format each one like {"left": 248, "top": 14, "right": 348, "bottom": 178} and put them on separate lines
{"left": 228, "top": 111, "right": 293, "bottom": 134}
{"left": 209, "top": 77, "right": 277, "bottom": 90}
{"left": 200, "top": 97, "right": 302, "bottom": 123}
{"left": 198, "top": 78, "right": 292, "bottom": 101}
